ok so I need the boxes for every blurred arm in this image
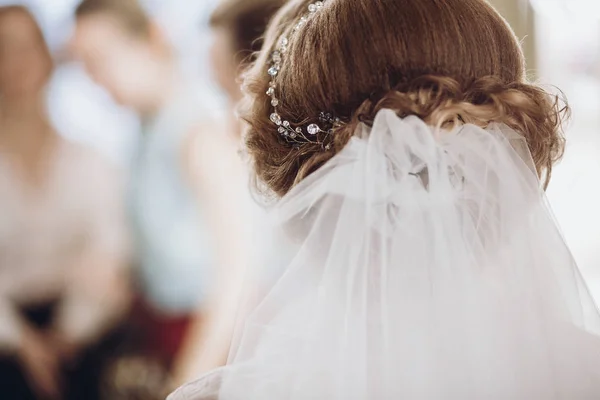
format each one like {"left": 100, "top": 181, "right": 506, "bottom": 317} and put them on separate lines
{"left": 52, "top": 156, "right": 132, "bottom": 351}
{"left": 172, "top": 123, "right": 253, "bottom": 384}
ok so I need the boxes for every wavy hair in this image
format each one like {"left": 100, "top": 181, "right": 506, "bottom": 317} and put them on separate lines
{"left": 241, "top": 0, "right": 568, "bottom": 196}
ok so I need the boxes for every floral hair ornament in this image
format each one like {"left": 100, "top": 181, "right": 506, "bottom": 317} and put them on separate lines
{"left": 266, "top": 0, "right": 343, "bottom": 150}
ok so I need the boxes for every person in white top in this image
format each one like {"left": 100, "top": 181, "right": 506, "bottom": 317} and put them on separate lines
{"left": 208, "top": 0, "right": 293, "bottom": 334}
{"left": 70, "top": 0, "right": 253, "bottom": 391}
{"left": 0, "top": 5, "right": 130, "bottom": 400}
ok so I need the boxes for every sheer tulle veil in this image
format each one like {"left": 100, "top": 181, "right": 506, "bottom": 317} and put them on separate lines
{"left": 169, "top": 110, "right": 600, "bottom": 399}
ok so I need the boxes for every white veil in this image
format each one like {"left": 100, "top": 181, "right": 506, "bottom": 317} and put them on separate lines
{"left": 170, "top": 110, "right": 600, "bottom": 399}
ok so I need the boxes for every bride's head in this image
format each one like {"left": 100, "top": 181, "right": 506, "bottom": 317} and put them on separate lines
{"left": 241, "top": 0, "right": 567, "bottom": 197}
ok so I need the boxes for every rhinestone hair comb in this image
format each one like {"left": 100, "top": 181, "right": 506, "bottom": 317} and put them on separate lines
{"left": 266, "top": 0, "right": 343, "bottom": 150}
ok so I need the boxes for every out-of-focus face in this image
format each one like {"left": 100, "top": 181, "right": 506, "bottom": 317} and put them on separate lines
{"left": 0, "top": 10, "right": 51, "bottom": 98}
{"left": 70, "top": 14, "right": 159, "bottom": 108}
{"left": 210, "top": 27, "right": 240, "bottom": 103}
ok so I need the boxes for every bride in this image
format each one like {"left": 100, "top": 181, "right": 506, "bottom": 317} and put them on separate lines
{"left": 171, "top": 0, "right": 600, "bottom": 398}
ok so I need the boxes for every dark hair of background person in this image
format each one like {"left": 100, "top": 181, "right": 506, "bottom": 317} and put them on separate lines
{"left": 210, "top": 0, "right": 287, "bottom": 65}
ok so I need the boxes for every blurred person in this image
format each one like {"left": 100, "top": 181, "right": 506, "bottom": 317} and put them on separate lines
{"left": 207, "top": 0, "right": 294, "bottom": 328}
{"left": 170, "top": 0, "right": 600, "bottom": 399}
{"left": 70, "top": 0, "right": 253, "bottom": 390}
{"left": 209, "top": 0, "right": 287, "bottom": 137}
{"left": 0, "top": 5, "right": 130, "bottom": 400}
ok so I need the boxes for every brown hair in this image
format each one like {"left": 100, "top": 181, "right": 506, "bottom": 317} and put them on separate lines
{"left": 210, "top": 0, "right": 287, "bottom": 65}
{"left": 242, "top": 0, "right": 568, "bottom": 197}
{"left": 0, "top": 6, "right": 53, "bottom": 81}
{"left": 75, "top": 0, "right": 151, "bottom": 37}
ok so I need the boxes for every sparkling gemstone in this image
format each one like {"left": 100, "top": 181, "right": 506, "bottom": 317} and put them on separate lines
{"left": 325, "top": 143, "right": 332, "bottom": 150}
{"left": 270, "top": 113, "right": 282, "bottom": 125}
{"left": 272, "top": 51, "right": 281, "bottom": 63}
{"left": 266, "top": 87, "right": 275, "bottom": 96}
{"left": 283, "top": 121, "right": 290, "bottom": 127}
{"left": 307, "top": 124, "right": 320, "bottom": 135}
{"left": 268, "top": 66, "right": 278, "bottom": 77}
{"left": 316, "top": 1, "right": 324, "bottom": 8}
{"left": 271, "top": 98, "right": 279, "bottom": 106}
{"left": 278, "top": 127, "right": 285, "bottom": 134}
{"left": 300, "top": 16, "right": 308, "bottom": 22}
{"left": 296, "top": 127, "right": 302, "bottom": 133}
{"left": 309, "top": 4, "right": 317, "bottom": 12}
{"left": 280, "top": 37, "right": 288, "bottom": 46}
{"left": 290, "top": 132, "right": 297, "bottom": 139}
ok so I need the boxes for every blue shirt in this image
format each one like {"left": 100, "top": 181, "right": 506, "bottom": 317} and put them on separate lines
{"left": 128, "top": 83, "right": 220, "bottom": 315}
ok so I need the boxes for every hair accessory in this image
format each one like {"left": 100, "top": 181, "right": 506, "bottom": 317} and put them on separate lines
{"left": 266, "top": 0, "right": 342, "bottom": 150}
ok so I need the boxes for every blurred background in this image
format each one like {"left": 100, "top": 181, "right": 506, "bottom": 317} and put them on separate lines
{"left": 0, "top": 0, "right": 598, "bottom": 399}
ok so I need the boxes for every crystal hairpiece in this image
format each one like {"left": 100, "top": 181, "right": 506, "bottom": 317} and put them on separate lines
{"left": 266, "top": 0, "right": 343, "bottom": 150}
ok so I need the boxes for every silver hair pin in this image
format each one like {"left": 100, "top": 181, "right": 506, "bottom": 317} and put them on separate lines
{"left": 266, "top": 0, "right": 343, "bottom": 150}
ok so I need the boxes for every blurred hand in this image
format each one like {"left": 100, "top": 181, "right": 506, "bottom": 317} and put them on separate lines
{"left": 47, "top": 330, "right": 83, "bottom": 366}
{"left": 17, "top": 327, "right": 62, "bottom": 400}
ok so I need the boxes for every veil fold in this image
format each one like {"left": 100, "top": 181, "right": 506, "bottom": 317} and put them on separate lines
{"left": 170, "top": 110, "right": 600, "bottom": 400}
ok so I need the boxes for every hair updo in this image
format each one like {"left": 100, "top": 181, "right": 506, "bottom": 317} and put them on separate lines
{"left": 242, "top": 0, "right": 567, "bottom": 197}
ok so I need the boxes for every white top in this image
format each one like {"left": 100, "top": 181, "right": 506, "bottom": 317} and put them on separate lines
{"left": 0, "top": 139, "right": 129, "bottom": 352}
